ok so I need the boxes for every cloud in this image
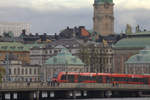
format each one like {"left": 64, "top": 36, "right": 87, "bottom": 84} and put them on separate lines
{"left": 0, "top": 0, "right": 150, "bottom": 34}
{"left": 114, "top": 0, "right": 150, "bottom": 10}
{"left": 1, "top": 0, "right": 150, "bottom": 11}
{"left": 0, "top": 7, "right": 93, "bottom": 34}
{"left": 0, "top": 0, "right": 93, "bottom": 11}
{"left": 115, "top": 8, "right": 150, "bottom": 33}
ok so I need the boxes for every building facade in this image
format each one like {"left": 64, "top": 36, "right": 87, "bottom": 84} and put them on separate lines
{"left": 0, "top": 22, "right": 30, "bottom": 37}
{"left": 113, "top": 32, "right": 150, "bottom": 73}
{"left": 125, "top": 48, "right": 150, "bottom": 74}
{"left": 27, "top": 43, "right": 46, "bottom": 65}
{"left": 43, "top": 48, "right": 85, "bottom": 82}
{"left": 29, "top": 39, "right": 81, "bottom": 65}
{"left": 0, "top": 60, "right": 41, "bottom": 82}
{"left": 0, "top": 42, "right": 30, "bottom": 65}
{"left": 79, "top": 41, "right": 113, "bottom": 73}
{"left": 29, "top": 38, "right": 114, "bottom": 73}
{"left": 93, "top": 0, "right": 114, "bottom": 36}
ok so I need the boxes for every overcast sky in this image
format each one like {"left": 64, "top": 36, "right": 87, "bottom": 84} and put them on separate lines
{"left": 0, "top": 0, "right": 150, "bottom": 34}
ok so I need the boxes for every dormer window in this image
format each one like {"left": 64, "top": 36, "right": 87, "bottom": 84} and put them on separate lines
{"left": 73, "top": 44, "right": 76, "bottom": 47}
{"left": 66, "top": 45, "right": 69, "bottom": 47}
{"left": 1, "top": 46, "right": 8, "bottom": 49}
{"left": 18, "top": 46, "right": 24, "bottom": 50}
{"left": 10, "top": 46, "right": 16, "bottom": 49}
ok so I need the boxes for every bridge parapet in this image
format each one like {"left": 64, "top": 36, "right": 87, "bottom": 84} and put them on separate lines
{"left": 0, "top": 82, "right": 150, "bottom": 91}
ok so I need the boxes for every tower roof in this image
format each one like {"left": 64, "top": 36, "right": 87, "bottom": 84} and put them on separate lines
{"left": 94, "top": 0, "right": 113, "bottom": 4}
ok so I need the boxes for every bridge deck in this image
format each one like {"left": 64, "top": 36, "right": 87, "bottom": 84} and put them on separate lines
{"left": 0, "top": 82, "right": 150, "bottom": 92}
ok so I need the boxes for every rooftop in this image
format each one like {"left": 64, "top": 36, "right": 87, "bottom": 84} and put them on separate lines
{"left": 0, "top": 42, "right": 29, "bottom": 52}
{"left": 126, "top": 48, "right": 150, "bottom": 64}
{"left": 45, "top": 48, "right": 84, "bottom": 66}
{"left": 113, "top": 37, "right": 150, "bottom": 49}
{"left": 94, "top": 0, "right": 113, "bottom": 4}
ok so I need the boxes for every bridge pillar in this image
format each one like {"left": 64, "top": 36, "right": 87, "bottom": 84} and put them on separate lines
{"left": 81, "top": 91, "right": 87, "bottom": 97}
{"left": 0, "top": 92, "right": 5, "bottom": 100}
{"left": 17, "top": 92, "right": 23, "bottom": 100}
{"left": 72, "top": 91, "right": 76, "bottom": 99}
{"left": 29, "top": 92, "right": 34, "bottom": 100}
{"left": 35, "top": 91, "right": 40, "bottom": 100}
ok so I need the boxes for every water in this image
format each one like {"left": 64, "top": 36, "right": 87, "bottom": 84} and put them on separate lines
{"left": 56, "top": 98, "right": 150, "bottom": 100}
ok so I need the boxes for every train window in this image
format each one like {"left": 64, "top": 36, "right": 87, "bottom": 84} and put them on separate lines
{"left": 113, "top": 77, "right": 128, "bottom": 82}
{"left": 106, "top": 76, "right": 111, "bottom": 83}
{"left": 128, "top": 78, "right": 144, "bottom": 83}
{"left": 61, "top": 75, "right": 67, "bottom": 80}
{"left": 144, "top": 78, "right": 148, "bottom": 84}
{"left": 78, "top": 75, "right": 96, "bottom": 82}
{"left": 97, "top": 76, "right": 102, "bottom": 83}
{"left": 68, "top": 75, "right": 75, "bottom": 82}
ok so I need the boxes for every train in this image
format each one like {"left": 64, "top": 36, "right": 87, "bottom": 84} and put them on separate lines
{"left": 52, "top": 72, "right": 150, "bottom": 85}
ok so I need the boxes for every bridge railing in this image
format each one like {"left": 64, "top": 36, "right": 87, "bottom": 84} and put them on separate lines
{"left": 0, "top": 82, "right": 150, "bottom": 91}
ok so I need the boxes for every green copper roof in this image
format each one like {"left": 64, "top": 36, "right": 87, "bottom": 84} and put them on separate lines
{"left": 94, "top": 0, "right": 113, "bottom": 4}
{"left": 45, "top": 48, "right": 84, "bottom": 66}
{"left": 0, "top": 42, "right": 29, "bottom": 51}
{"left": 126, "top": 49, "right": 150, "bottom": 64}
{"left": 113, "top": 37, "right": 150, "bottom": 49}
{"left": 135, "top": 31, "right": 150, "bottom": 35}
{"left": 25, "top": 43, "right": 45, "bottom": 49}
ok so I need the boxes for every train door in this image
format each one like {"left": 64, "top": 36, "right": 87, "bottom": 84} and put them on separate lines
{"left": 147, "top": 77, "right": 150, "bottom": 85}
{"left": 74, "top": 74, "right": 78, "bottom": 83}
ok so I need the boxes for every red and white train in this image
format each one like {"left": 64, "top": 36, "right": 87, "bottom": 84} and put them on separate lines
{"left": 53, "top": 72, "right": 150, "bottom": 85}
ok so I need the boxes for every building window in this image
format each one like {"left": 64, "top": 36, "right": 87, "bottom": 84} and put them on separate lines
{"left": 25, "top": 68, "right": 28, "bottom": 75}
{"left": 45, "top": 50, "right": 48, "bottom": 54}
{"left": 49, "top": 50, "right": 52, "bottom": 54}
{"left": 66, "top": 45, "right": 69, "bottom": 47}
{"left": 9, "top": 68, "right": 11, "bottom": 75}
{"left": 29, "top": 68, "right": 32, "bottom": 75}
{"left": 18, "top": 68, "right": 20, "bottom": 75}
{"left": 14, "top": 68, "right": 16, "bottom": 75}
{"left": 38, "top": 69, "right": 40, "bottom": 74}
{"left": 54, "top": 50, "right": 57, "bottom": 53}
{"left": 22, "top": 69, "right": 24, "bottom": 75}
{"left": 34, "top": 68, "right": 36, "bottom": 74}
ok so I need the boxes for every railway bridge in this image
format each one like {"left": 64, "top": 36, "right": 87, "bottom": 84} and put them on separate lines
{"left": 0, "top": 82, "right": 150, "bottom": 100}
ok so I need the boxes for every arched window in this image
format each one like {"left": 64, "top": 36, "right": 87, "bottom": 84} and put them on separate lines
{"left": 29, "top": 68, "right": 32, "bottom": 75}
{"left": 34, "top": 68, "right": 36, "bottom": 75}
{"left": 25, "top": 68, "right": 28, "bottom": 75}
{"left": 22, "top": 69, "right": 24, "bottom": 75}
{"left": 18, "top": 68, "right": 20, "bottom": 75}
{"left": 14, "top": 68, "right": 16, "bottom": 75}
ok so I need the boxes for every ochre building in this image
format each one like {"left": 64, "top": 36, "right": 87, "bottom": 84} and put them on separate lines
{"left": 0, "top": 42, "right": 30, "bottom": 64}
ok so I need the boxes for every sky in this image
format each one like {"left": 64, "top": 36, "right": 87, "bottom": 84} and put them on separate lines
{"left": 0, "top": 0, "right": 150, "bottom": 34}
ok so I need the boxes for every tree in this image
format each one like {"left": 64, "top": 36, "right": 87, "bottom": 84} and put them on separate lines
{"left": 0, "top": 66, "right": 5, "bottom": 82}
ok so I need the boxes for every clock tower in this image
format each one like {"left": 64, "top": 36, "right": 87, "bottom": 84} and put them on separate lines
{"left": 93, "top": 0, "right": 114, "bottom": 36}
